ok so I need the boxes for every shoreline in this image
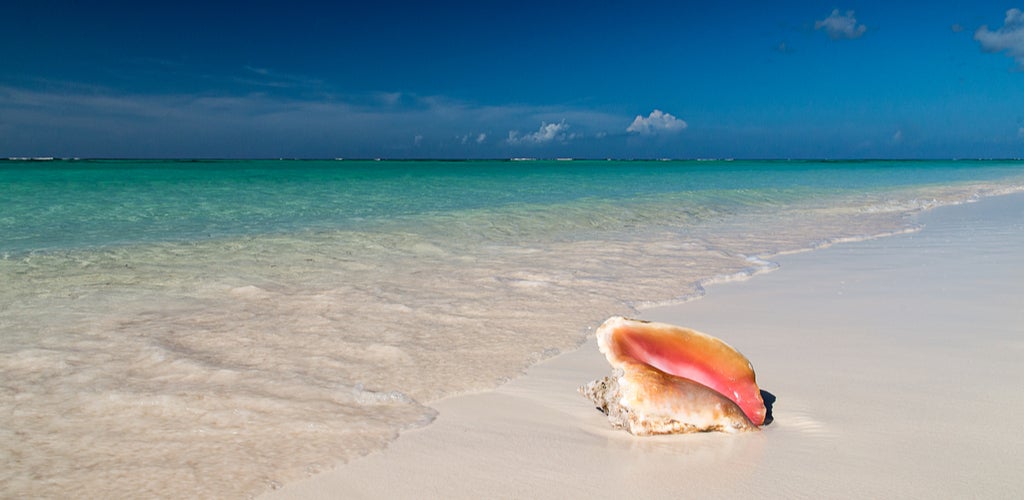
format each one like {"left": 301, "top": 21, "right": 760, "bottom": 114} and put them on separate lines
{"left": 265, "top": 192, "right": 1024, "bottom": 499}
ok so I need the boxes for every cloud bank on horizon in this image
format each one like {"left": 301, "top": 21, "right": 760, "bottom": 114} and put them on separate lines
{"left": 3, "top": 3, "right": 1024, "bottom": 159}
{"left": 506, "top": 120, "right": 578, "bottom": 145}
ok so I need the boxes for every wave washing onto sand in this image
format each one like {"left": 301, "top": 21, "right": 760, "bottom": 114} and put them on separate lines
{"left": 1, "top": 176, "right": 1023, "bottom": 498}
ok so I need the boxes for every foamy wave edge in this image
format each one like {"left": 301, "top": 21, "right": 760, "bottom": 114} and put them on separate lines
{"left": 627, "top": 184, "right": 1024, "bottom": 311}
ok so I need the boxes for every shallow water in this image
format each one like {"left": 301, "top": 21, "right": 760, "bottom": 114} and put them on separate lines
{"left": 2, "top": 159, "right": 1023, "bottom": 498}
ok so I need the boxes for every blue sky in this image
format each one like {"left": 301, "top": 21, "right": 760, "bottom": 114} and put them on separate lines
{"left": 3, "top": 1, "right": 1024, "bottom": 159}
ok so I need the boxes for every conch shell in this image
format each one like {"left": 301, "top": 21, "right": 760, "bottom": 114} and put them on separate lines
{"left": 580, "top": 316, "right": 765, "bottom": 435}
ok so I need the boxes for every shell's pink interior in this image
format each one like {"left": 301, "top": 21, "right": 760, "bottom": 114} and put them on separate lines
{"left": 611, "top": 324, "right": 765, "bottom": 425}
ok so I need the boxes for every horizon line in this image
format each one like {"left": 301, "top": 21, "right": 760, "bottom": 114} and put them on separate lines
{"left": 5, "top": 157, "right": 1023, "bottom": 163}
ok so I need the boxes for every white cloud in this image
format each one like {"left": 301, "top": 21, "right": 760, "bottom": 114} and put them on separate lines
{"left": 892, "top": 129, "right": 903, "bottom": 143}
{"left": 1018, "top": 126, "right": 1024, "bottom": 139}
{"left": 975, "top": 8, "right": 1024, "bottom": 67}
{"left": 815, "top": 9, "right": 867, "bottom": 40}
{"left": 458, "top": 132, "right": 487, "bottom": 144}
{"left": 626, "top": 109, "right": 687, "bottom": 135}
{"left": 506, "top": 120, "right": 576, "bottom": 144}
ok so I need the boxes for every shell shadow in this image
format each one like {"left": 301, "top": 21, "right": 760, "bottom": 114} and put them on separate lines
{"left": 760, "top": 390, "right": 776, "bottom": 426}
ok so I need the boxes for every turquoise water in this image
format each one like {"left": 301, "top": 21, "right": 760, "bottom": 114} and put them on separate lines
{"left": 2, "top": 159, "right": 1023, "bottom": 499}
{"left": 4, "top": 159, "right": 1022, "bottom": 254}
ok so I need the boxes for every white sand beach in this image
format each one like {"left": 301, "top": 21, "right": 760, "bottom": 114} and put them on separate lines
{"left": 267, "top": 193, "right": 1024, "bottom": 499}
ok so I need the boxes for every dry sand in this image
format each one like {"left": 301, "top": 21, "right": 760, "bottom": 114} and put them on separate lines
{"left": 265, "top": 193, "right": 1024, "bottom": 499}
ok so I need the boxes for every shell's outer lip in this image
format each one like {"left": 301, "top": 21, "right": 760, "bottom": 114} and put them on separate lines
{"left": 596, "top": 316, "right": 766, "bottom": 426}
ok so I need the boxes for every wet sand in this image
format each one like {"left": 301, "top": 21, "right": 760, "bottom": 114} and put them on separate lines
{"left": 265, "top": 193, "right": 1024, "bottom": 499}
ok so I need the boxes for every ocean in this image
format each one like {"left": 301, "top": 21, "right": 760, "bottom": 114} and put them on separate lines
{"left": 2, "top": 159, "right": 1023, "bottom": 498}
